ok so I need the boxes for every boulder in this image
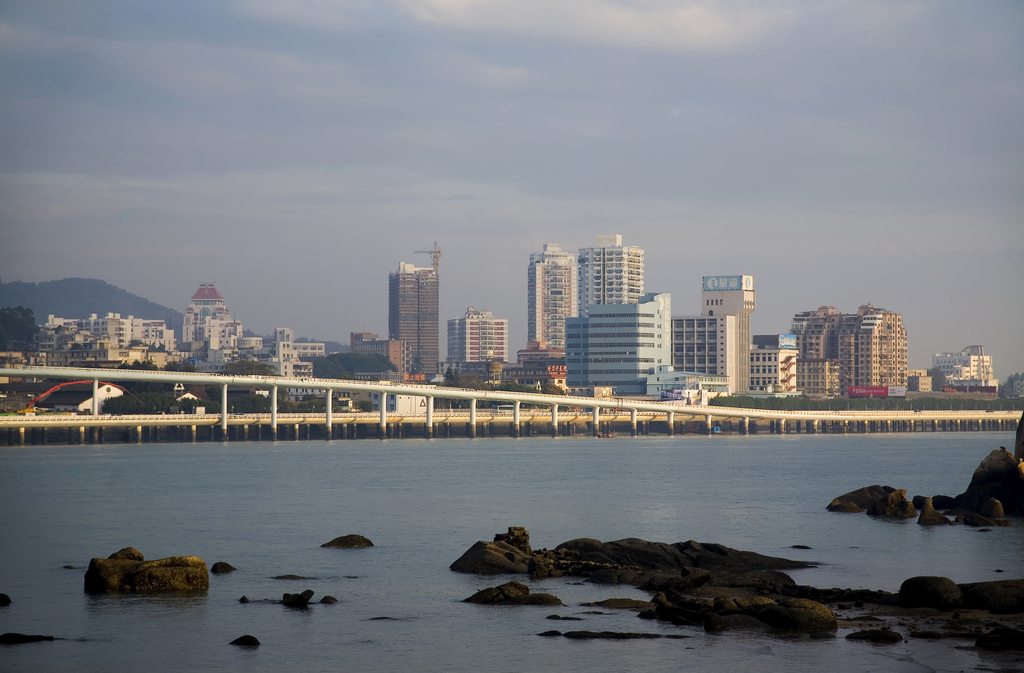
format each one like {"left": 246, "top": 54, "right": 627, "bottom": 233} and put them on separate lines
{"left": 930, "top": 495, "right": 956, "bottom": 510}
{"left": 493, "top": 527, "right": 532, "bottom": 554}
{"left": 704, "top": 613, "right": 771, "bottom": 632}
{"left": 952, "top": 448, "right": 1024, "bottom": 515}
{"left": 210, "top": 562, "right": 236, "bottom": 574}
{"left": 916, "top": 499, "right": 951, "bottom": 526}
{"left": 282, "top": 589, "right": 315, "bottom": 607}
{"left": 108, "top": 547, "right": 144, "bottom": 561}
{"left": 979, "top": 498, "right": 1005, "bottom": 519}
{"left": 827, "top": 485, "right": 896, "bottom": 510}
{"left": 321, "top": 535, "right": 373, "bottom": 548}
{"left": 866, "top": 489, "right": 917, "bottom": 518}
{"left": 958, "top": 579, "right": 1024, "bottom": 614}
{"left": 976, "top": 627, "right": 1024, "bottom": 651}
{"left": 899, "top": 576, "right": 963, "bottom": 610}
{"left": 580, "top": 598, "right": 654, "bottom": 611}
{"left": 1016, "top": 412, "right": 1024, "bottom": 462}
{"left": 846, "top": 629, "right": 902, "bottom": 644}
{"left": 319, "top": 595, "right": 338, "bottom": 604}
{"left": 960, "top": 513, "right": 1012, "bottom": 527}
{"left": 0, "top": 633, "right": 54, "bottom": 645}
{"left": 0, "top": 594, "right": 10, "bottom": 606}
{"left": 464, "top": 581, "right": 563, "bottom": 606}
{"left": 450, "top": 540, "right": 532, "bottom": 575}
{"left": 737, "top": 596, "right": 837, "bottom": 632}
{"left": 84, "top": 554, "right": 209, "bottom": 592}
{"left": 827, "top": 500, "right": 863, "bottom": 513}
{"left": 229, "top": 635, "right": 260, "bottom": 647}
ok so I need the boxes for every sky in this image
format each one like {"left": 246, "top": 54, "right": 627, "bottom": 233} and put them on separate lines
{"left": 1, "top": 0, "right": 1022, "bottom": 374}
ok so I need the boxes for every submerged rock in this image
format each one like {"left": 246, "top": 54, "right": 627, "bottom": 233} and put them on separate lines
{"left": 846, "top": 629, "right": 902, "bottom": 644}
{"left": 210, "top": 562, "right": 236, "bottom": 574}
{"left": 976, "top": 627, "right": 1024, "bottom": 651}
{"left": 899, "top": 576, "right": 963, "bottom": 610}
{"left": 84, "top": 552, "right": 209, "bottom": 592}
{"left": 0, "top": 633, "right": 54, "bottom": 645}
{"left": 464, "top": 581, "right": 563, "bottom": 606}
{"left": 958, "top": 579, "right": 1024, "bottom": 614}
{"left": 321, "top": 535, "right": 374, "bottom": 548}
{"left": 282, "top": 589, "right": 315, "bottom": 607}
{"left": 580, "top": 598, "right": 654, "bottom": 611}
{"left": 229, "top": 635, "right": 260, "bottom": 647}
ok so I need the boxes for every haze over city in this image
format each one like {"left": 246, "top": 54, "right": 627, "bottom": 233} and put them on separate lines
{"left": 1, "top": 1, "right": 1021, "bottom": 372}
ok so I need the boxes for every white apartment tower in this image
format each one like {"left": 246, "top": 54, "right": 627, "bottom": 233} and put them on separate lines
{"left": 527, "top": 243, "right": 578, "bottom": 350}
{"left": 702, "top": 275, "right": 755, "bottom": 393}
{"left": 577, "top": 234, "right": 645, "bottom": 317}
{"left": 447, "top": 307, "right": 509, "bottom": 363}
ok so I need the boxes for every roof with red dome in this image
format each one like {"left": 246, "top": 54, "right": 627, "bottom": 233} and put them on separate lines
{"left": 190, "top": 284, "right": 225, "bottom": 301}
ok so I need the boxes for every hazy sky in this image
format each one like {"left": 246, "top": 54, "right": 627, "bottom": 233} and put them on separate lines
{"left": 1, "top": 1, "right": 1022, "bottom": 373}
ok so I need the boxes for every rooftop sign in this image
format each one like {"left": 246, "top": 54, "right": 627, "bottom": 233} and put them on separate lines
{"left": 703, "top": 275, "right": 754, "bottom": 292}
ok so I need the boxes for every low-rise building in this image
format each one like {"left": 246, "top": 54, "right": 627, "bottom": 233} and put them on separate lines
{"left": 644, "top": 366, "right": 730, "bottom": 397}
{"left": 749, "top": 334, "right": 798, "bottom": 394}
{"left": 907, "top": 368, "right": 932, "bottom": 392}
{"left": 351, "top": 332, "right": 408, "bottom": 374}
{"left": 797, "top": 358, "right": 840, "bottom": 398}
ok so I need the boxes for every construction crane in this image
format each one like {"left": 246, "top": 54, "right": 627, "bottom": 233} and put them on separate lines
{"left": 415, "top": 242, "right": 441, "bottom": 275}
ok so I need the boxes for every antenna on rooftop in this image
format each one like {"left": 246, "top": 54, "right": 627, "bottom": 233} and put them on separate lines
{"left": 414, "top": 242, "right": 442, "bottom": 275}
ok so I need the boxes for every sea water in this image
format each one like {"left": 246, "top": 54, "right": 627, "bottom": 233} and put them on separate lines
{"left": 1, "top": 432, "right": 1022, "bottom": 672}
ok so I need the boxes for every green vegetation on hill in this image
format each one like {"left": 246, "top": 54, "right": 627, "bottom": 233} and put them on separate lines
{"left": 0, "top": 277, "right": 183, "bottom": 334}
{"left": 314, "top": 352, "right": 396, "bottom": 379}
{"left": 0, "top": 306, "right": 39, "bottom": 348}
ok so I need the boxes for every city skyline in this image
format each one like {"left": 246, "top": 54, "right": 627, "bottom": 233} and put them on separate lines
{"left": 0, "top": 2, "right": 1021, "bottom": 374}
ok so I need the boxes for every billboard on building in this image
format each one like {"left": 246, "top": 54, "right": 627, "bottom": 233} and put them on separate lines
{"left": 778, "top": 334, "right": 797, "bottom": 349}
{"left": 848, "top": 386, "right": 906, "bottom": 398}
{"left": 702, "top": 275, "right": 754, "bottom": 292}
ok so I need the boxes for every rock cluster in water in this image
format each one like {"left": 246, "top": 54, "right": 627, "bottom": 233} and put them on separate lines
{"left": 84, "top": 547, "right": 209, "bottom": 592}
{"left": 827, "top": 448, "right": 1023, "bottom": 526}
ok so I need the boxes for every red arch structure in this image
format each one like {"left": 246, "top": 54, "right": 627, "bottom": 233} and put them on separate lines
{"left": 28, "top": 380, "right": 133, "bottom": 409}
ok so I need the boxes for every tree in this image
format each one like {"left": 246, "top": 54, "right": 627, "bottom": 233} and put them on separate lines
{"left": 231, "top": 394, "right": 272, "bottom": 413}
{"left": 928, "top": 367, "right": 947, "bottom": 393}
{"left": 355, "top": 399, "right": 374, "bottom": 413}
{"left": 444, "top": 366, "right": 461, "bottom": 387}
{"left": 313, "top": 353, "right": 393, "bottom": 379}
{"left": 0, "top": 306, "right": 39, "bottom": 349}
{"left": 222, "top": 361, "right": 276, "bottom": 376}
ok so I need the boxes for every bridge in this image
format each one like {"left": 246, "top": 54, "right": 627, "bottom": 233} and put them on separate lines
{"left": 1, "top": 366, "right": 1019, "bottom": 444}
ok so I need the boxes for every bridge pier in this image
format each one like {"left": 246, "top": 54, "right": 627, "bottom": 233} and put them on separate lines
{"left": 325, "top": 390, "right": 333, "bottom": 440}
{"left": 704, "top": 414, "right": 712, "bottom": 435}
{"left": 512, "top": 401, "right": 521, "bottom": 438}
{"left": 469, "top": 399, "right": 477, "bottom": 438}
{"left": 380, "top": 392, "right": 388, "bottom": 439}
{"left": 551, "top": 404, "right": 559, "bottom": 438}
{"left": 667, "top": 411, "right": 674, "bottom": 436}
{"left": 270, "top": 386, "right": 278, "bottom": 440}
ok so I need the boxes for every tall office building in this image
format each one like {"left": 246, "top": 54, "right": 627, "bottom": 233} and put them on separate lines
{"left": 447, "top": 307, "right": 509, "bottom": 363}
{"left": 701, "top": 275, "right": 755, "bottom": 393}
{"left": 576, "top": 234, "right": 645, "bottom": 316}
{"left": 790, "top": 304, "right": 907, "bottom": 396}
{"left": 671, "top": 314, "right": 739, "bottom": 392}
{"left": 566, "top": 292, "right": 671, "bottom": 395}
{"left": 388, "top": 262, "right": 439, "bottom": 375}
{"left": 527, "top": 243, "right": 578, "bottom": 350}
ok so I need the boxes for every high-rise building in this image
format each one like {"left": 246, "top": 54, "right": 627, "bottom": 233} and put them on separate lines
{"left": 797, "top": 358, "right": 840, "bottom": 398}
{"left": 671, "top": 314, "right": 739, "bottom": 392}
{"left": 566, "top": 292, "right": 671, "bottom": 395}
{"left": 447, "top": 307, "right": 509, "bottom": 363}
{"left": 388, "top": 262, "right": 439, "bottom": 375}
{"left": 791, "top": 305, "right": 907, "bottom": 396}
{"left": 749, "top": 334, "right": 798, "bottom": 394}
{"left": 527, "top": 243, "right": 577, "bottom": 350}
{"left": 701, "top": 275, "right": 755, "bottom": 393}
{"left": 576, "top": 234, "right": 645, "bottom": 316}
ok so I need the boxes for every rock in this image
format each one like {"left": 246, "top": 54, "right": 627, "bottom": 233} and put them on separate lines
{"left": 561, "top": 631, "right": 662, "bottom": 640}
{"left": 84, "top": 555, "right": 209, "bottom": 592}
{"left": 976, "top": 627, "right": 1024, "bottom": 651}
{"left": 1016, "top": 413, "right": 1024, "bottom": 461}
{"left": 538, "top": 630, "right": 562, "bottom": 637}
{"left": 846, "top": 629, "right": 902, "bottom": 644}
{"left": 827, "top": 485, "right": 896, "bottom": 510}
{"left": 866, "top": 489, "right": 917, "bottom": 518}
{"left": 960, "top": 513, "right": 1012, "bottom": 527}
{"left": 210, "top": 562, "right": 236, "bottom": 574}
{"left": 0, "top": 594, "right": 10, "bottom": 606}
{"left": 282, "top": 589, "right": 315, "bottom": 607}
{"left": 704, "top": 613, "right": 771, "bottom": 632}
{"left": 239, "top": 596, "right": 249, "bottom": 603}
{"left": 321, "top": 535, "right": 373, "bottom": 548}
{"left": 958, "top": 580, "right": 1024, "bottom": 614}
{"left": 638, "top": 568, "right": 712, "bottom": 592}
{"left": 826, "top": 500, "right": 863, "bottom": 513}
{"left": 930, "top": 495, "right": 956, "bottom": 510}
{"left": 229, "top": 635, "right": 260, "bottom": 646}
{"left": 979, "top": 498, "right": 1005, "bottom": 519}
{"left": 493, "top": 527, "right": 532, "bottom": 554}
{"left": 916, "top": 498, "right": 951, "bottom": 526}
{"left": 319, "top": 595, "right": 338, "bottom": 604}
{"left": 952, "top": 448, "right": 1024, "bottom": 515}
{"left": 580, "top": 598, "right": 654, "bottom": 611}
{"left": 899, "top": 576, "right": 963, "bottom": 610}
{"left": 546, "top": 614, "right": 582, "bottom": 620}
{"left": 705, "top": 569, "right": 796, "bottom": 590}
{"left": 62, "top": 565, "right": 76, "bottom": 570}
{"left": 0, "top": 633, "right": 54, "bottom": 645}
{"left": 273, "top": 575, "right": 308, "bottom": 580}
{"left": 108, "top": 547, "right": 144, "bottom": 561}
{"left": 464, "top": 581, "right": 563, "bottom": 606}
{"left": 450, "top": 540, "right": 532, "bottom": 575}
{"left": 738, "top": 596, "right": 837, "bottom": 632}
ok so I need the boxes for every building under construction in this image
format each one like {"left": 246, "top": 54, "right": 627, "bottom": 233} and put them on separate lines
{"left": 388, "top": 262, "right": 439, "bottom": 375}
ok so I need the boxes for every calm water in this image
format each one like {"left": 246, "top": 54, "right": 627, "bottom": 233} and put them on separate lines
{"left": 1, "top": 432, "right": 1022, "bottom": 672}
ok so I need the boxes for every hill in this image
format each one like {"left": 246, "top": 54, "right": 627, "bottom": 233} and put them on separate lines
{"left": 0, "top": 277, "right": 183, "bottom": 333}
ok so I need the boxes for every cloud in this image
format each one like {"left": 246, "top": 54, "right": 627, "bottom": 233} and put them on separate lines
{"left": 236, "top": 0, "right": 793, "bottom": 52}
